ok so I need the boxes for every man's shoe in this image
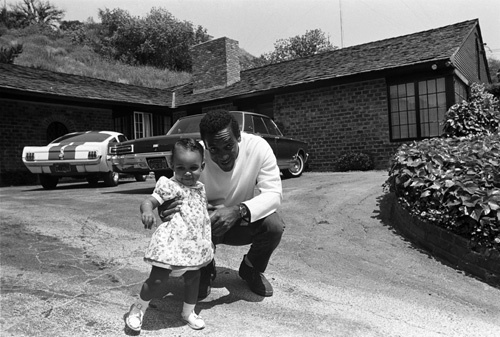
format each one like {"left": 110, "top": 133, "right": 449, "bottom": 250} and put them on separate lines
{"left": 238, "top": 256, "right": 273, "bottom": 297}
{"left": 198, "top": 259, "right": 216, "bottom": 299}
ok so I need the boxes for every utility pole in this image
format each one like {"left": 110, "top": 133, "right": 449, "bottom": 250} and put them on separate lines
{"left": 339, "top": 0, "right": 344, "bottom": 48}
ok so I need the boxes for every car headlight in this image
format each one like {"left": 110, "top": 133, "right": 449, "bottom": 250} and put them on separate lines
{"left": 88, "top": 151, "right": 97, "bottom": 159}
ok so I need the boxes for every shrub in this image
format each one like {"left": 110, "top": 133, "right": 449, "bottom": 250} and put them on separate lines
{"left": 443, "top": 83, "right": 500, "bottom": 137}
{"left": 334, "top": 152, "right": 374, "bottom": 171}
{"left": 0, "top": 42, "right": 23, "bottom": 63}
{"left": 385, "top": 134, "right": 500, "bottom": 251}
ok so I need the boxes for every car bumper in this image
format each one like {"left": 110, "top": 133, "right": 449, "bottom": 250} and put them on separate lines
{"left": 111, "top": 151, "right": 172, "bottom": 174}
{"left": 22, "top": 158, "right": 109, "bottom": 175}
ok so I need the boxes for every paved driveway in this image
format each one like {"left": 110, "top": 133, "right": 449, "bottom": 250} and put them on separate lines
{"left": 1, "top": 171, "right": 499, "bottom": 336}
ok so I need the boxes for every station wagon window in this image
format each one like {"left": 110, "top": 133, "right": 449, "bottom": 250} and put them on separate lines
{"left": 389, "top": 77, "right": 447, "bottom": 140}
{"left": 243, "top": 113, "right": 253, "bottom": 132}
{"left": 253, "top": 117, "right": 268, "bottom": 134}
{"left": 263, "top": 118, "right": 282, "bottom": 136}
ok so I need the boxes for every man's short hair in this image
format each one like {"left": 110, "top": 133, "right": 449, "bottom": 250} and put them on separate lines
{"left": 199, "top": 111, "right": 240, "bottom": 141}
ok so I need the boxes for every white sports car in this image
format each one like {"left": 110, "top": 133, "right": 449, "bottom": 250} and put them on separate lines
{"left": 22, "top": 131, "right": 141, "bottom": 189}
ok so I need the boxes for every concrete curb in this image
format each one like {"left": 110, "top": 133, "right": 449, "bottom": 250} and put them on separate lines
{"left": 388, "top": 193, "right": 500, "bottom": 288}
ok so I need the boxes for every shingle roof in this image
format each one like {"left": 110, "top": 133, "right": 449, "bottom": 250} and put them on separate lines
{"left": 175, "top": 19, "right": 478, "bottom": 106}
{"left": 0, "top": 19, "right": 477, "bottom": 109}
{"left": 0, "top": 63, "right": 171, "bottom": 107}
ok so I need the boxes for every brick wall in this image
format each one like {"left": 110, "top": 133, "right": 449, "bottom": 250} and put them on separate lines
{"left": 0, "top": 99, "right": 113, "bottom": 186}
{"left": 202, "top": 103, "right": 237, "bottom": 114}
{"left": 191, "top": 37, "right": 241, "bottom": 94}
{"left": 274, "top": 78, "right": 402, "bottom": 170}
{"left": 389, "top": 193, "right": 500, "bottom": 287}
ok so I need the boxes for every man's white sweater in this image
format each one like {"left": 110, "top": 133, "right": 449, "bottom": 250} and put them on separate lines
{"left": 200, "top": 132, "right": 282, "bottom": 222}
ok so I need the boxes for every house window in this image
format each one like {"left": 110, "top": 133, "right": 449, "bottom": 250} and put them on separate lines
{"left": 389, "top": 83, "right": 417, "bottom": 139}
{"left": 389, "top": 77, "right": 447, "bottom": 140}
{"left": 419, "top": 78, "right": 447, "bottom": 138}
{"left": 134, "top": 112, "right": 153, "bottom": 139}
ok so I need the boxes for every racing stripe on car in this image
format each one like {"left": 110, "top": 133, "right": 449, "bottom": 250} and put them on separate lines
{"left": 48, "top": 142, "right": 86, "bottom": 160}
{"left": 61, "top": 142, "right": 86, "bottom": 159}
{"left": 48, "top": 145, "right": 64, "bottom": 160}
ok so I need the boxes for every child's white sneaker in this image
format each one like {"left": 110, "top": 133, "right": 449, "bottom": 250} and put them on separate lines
{"left": 182, "top": 311, "right": 205, "bottom": 330}
{"left": 125, "top": 303, "right": 144, "bottom": 332}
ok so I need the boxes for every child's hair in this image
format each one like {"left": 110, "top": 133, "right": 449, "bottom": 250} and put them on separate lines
{"left": 171, "top": 138, "right": 204, "bottom": 163}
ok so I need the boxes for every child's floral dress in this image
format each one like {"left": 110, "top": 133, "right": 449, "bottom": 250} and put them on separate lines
{"left": 144, "top": 176, "right": 213, "bottom": 271}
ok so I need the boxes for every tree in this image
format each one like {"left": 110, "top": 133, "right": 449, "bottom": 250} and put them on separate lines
{"left": 486, "top": 57, "right": 500, "bottom": 100}
{"left": 258, "top": 29, "right": 337, "bottom": 65}
{"left": 487, "top": 56, "right": 500, "bottom": 83}
{"left": 85, "top": 7, "right": 211, "bottom": 71}
{"left": 59, "top": 20, "right": 83, "bottom": 31}
{"left": 9, "top": 0, "right": 64, "bottom": 28}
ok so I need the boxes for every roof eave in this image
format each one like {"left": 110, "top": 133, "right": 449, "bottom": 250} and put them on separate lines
{"left": 174, "top": 58, "right": 454, "bottom": 108}
{"left": 0, "top": 87, "right": 167, "bottom": 109}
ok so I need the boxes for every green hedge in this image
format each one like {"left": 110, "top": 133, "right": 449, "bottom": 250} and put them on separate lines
{"left": 385, "top": 134, "right": 500, "bottom": 251}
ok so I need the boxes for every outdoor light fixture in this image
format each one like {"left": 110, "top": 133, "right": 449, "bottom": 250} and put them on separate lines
{"left": 431, "top": 64, "right": 438, "bottom": 70}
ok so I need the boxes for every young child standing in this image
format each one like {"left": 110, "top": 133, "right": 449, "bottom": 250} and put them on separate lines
{"left": 126, "top": 138, "right": 213, "bottom": 332}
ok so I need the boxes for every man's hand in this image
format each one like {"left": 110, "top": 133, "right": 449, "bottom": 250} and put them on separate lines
{"left": 158, "top": 199, "right": 182, "bottom": 222}
{"left": 209, "top": 205, "right": 240, "bottom": 237}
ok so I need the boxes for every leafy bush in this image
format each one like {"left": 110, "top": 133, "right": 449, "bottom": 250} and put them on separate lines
{"left": 385, "top": 134, "right": 500, "bottom": 251}
{"left": 443, "top": 83, "right": 500, "bottom": 137}
{"left": 0, "top": 42, "right": 23, "bottom": 63}
{"left": 334, "top": 152, "right": 374, "bottom": 171}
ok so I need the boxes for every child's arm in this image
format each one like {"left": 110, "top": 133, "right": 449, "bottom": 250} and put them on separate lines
{"left": 140, "top": 196, "right": 161, "bottom": 229}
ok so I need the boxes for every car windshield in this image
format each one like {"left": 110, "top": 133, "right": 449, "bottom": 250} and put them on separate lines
{"left": 167, "top": 115, "right": 204, "bottom": 135}
{"left": 52, "top": 132, "right": 111, "bottom": 144}
{"left": 167, "top": 112, "right": 245, "bottom": 135}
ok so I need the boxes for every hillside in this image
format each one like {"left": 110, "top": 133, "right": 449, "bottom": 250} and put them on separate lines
{"left": 0, "top": 28, "right": 258, "bottom": 90}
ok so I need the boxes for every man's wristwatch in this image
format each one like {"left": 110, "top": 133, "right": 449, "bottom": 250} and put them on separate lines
{"left": 239, "top": 203, "right": 250, "bottom": 225}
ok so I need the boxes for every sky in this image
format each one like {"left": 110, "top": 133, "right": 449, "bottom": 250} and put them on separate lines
{"left": 8, "top": 0, "right": 500, "bottom": 59}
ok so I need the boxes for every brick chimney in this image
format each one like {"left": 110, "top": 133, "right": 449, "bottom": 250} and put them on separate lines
{"left": 191, "top": 37, "right": 241, "bottom": 94}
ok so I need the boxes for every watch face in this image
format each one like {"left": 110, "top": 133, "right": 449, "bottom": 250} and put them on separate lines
{"left": 240, "top": 204, "right": 247, "bottom": 217}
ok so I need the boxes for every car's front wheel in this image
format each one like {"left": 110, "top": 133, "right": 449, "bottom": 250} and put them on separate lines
{"left": 39, "top": 174, "right": 59, "bottom": 189}
{"left": 282, "top": 153, "right": 305, "bottom": 178}
{"left": 103, "top": 171, "right": 119, "bottom": 187}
